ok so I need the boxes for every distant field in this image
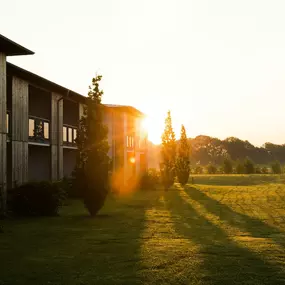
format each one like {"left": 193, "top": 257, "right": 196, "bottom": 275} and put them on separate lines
{"left": 191, "top": 174, "right": 285, "bottom": 186}
{"left": 1, "top": 175, "right": 285, "bottom": 284}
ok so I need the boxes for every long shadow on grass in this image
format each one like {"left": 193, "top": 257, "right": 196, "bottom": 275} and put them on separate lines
{"left": 0, "top": 192, "right": 162, "bottom": 285}
{"left": 185, "top": 186, "right": 285, "bottom": 249}
{"left": 165, "top": 190, "right": 285, "bottom": 284}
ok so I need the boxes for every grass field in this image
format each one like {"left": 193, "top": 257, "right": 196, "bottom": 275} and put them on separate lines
{"left": 1, "top": 175, "right": 285, "bottom": 284}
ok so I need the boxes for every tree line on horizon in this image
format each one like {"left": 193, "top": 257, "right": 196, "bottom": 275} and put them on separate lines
{"left": 148, "top": 132, "right": 285, "bottom": 171}
{"left": 158, "top": 111, "right": 283, "bottom": 191}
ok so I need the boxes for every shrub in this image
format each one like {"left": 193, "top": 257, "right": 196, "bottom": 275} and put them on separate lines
{"left": 271, "top": 161, "right": 282, "bottom": 174}
{"left": 207, "top": 164, "right": 217, "bottom": 174}
{"left": 261, "top": 166, "right": 269, "bottom": 174}
{"left": 255, "top": 166, "right": 262, "bottom": 174}
{"left": 9, "top": 181, "right": 65, "bottom": 216}
{"left": 194, "top": 165, "right": 203, "bottom": 174}
{"left": 223, "top": 158, "right": 233, "bottom": 174}
{"left": 140, "top": 168, "right": 160, "bottom": 190}
{"left": 61, "top": 175, "right": 82, "bottom": 199}
{"left": 236, "top": 160, "right": 244, "bottom": 174}
{"left": 244, "top": 157, "right": 255, "bottom": 174}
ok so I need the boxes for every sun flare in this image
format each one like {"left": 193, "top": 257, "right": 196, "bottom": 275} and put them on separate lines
{"left": 141, "top": 114, "right": 164, "bottom": 145}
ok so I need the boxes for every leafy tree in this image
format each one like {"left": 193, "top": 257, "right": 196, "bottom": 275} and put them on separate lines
{"left": 176, "top": 125, "right": 190, "bottom": 185}
{"left": 207, "top": 164, "right": 217, "bottom": 174}
{"left": 223, "top": 158, "right": 233, "bottom": 174}
{"left": 244, "top": 157, "right": 255, "bottom": 174}
{"left": 236, "top": 160, "right": 244, "bottom": 174}
{"left": 271, "top": 160, "right": 282, "bottom": 174}
{"left": 160, "top": 111, "right": 176, "bottom": 190}
{"left": 74, "top": 75, "right": 110, "bottom": 216}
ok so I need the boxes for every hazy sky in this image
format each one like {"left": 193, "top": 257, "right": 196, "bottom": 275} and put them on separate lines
{"left": 2, "top": 0, "right": 285, "bottom": 145}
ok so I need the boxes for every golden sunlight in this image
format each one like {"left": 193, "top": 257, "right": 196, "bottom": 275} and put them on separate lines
{"left": 141, "top": 115, "right": 164, "bottom": 145}
{"left": 142, "top": 111, "right": 182, "bottom": 145}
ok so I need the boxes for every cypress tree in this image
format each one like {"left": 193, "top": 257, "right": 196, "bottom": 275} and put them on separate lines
{"left": 160, "top": 111, "right": 176, "bottom": 190}
{"left": 74, "top": 75, "right": 110, "bottom": 216}
{"left": 176, "top": 125, "right": 190, "bottom": 185}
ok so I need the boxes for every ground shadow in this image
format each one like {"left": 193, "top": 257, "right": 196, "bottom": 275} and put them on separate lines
{"left": 165, "top": 189, "right": 285, "bottom": 284}
{"left": 0, "top": 191, "right": 162, "bottom": 285}
{"left": 185, "top": 186, "right": 285, "bottom": 248}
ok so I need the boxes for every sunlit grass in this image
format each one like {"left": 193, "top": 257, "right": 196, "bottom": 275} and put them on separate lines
{"left": 1, "top": 175, "right": 285, "bottom": 284}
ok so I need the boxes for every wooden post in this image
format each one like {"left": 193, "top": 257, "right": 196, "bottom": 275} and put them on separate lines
{"left": 51, "top": 93, "right": 63, "bottom": 181}
{"left": 123, "top": 112, "right": 128, "bottom": 187}
{"left": 11, "top": 77, "right": 29, "bottom": 187}
{"left": 0, "top": 53, "right": 7, "bottom": 215}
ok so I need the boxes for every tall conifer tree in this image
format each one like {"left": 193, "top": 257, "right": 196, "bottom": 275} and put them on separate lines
{"left": 74, "top": 75, "right": 110, "bottom": 216}
{"left": 176, "top": 125, "right": 190, "bottom": 185}
{"left": 160, "top": 111, "right": 176, "bottom": 190}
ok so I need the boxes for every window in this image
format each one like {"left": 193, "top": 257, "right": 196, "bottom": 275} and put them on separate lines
{"left": 73, "top": 129, "right": 77, "bottom": 142}
{"left": 29, "top": 117, "right": 49, "bottom": 142}
{"left": 68, "top": 128, "right": 73, "bottom": 143}
{"left": 29, "top": 119, "right": 35, "bottom": 137}
{"left": 63, "top": 127, "right": 67, "bottom": 142}
{"left": 44, "top": 122, "right": 49, "bottom": 139}
{"left": 127, "top": 135, "right": 134, "bottom": 148}
{"left": 63, "top": 125, "right": 77, "bottom": 145}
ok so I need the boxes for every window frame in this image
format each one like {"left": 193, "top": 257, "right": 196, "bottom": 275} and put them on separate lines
{"left": 28, "top": 116, "right": 50, "bottom": 143}
{"left": 63, "top": 124, "right": 77, "bottom": 146}
{"left": 127, "top": 135, "right": 134, "bottom": 148}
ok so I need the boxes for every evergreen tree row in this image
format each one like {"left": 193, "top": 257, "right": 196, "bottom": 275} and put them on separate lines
{"left": 160, "top": 111, "right": 191, "bottom": 189}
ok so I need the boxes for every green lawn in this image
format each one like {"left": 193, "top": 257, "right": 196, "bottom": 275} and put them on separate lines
{"left": 1, "top": 175, "right": 285, "bottom": 284}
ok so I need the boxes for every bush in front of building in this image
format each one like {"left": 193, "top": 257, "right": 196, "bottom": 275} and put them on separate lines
{"left": 59, "top": 175, "right": 82, "bottom": 199}
{"left": 9, "top": 181, "right": 66, "bottom": 217}
{"left": 140, "top": 168, "right": 161, "bottom": 190}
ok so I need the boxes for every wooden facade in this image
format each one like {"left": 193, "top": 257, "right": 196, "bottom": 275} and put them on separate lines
{"left": 0, "top": 52, "right": 7, "bottom": 214}
{"left": 0, "top": 34, "right": 148, "bottom": 209}
{"left": 51, "top": 93, "right": 63, "bottom": 181}
{"left": 11, "top": 77, "right": 29, "bottom": 186}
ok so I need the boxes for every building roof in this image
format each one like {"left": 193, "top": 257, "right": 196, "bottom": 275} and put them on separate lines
{"left": 104, "top": 104, "right": 145, "bottom": 117}
{"left": 7, "top": 62, "right": 144, "bottom": 116}
{"left": 7, "top": 62, "right": 86, "bottom": 103}
{"left": 0, "top": 34, "right": 34, "bottom": 56}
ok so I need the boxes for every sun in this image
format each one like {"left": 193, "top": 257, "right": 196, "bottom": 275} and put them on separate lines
{"left": 141, "top": 115, "right": 164, "bottom": 145}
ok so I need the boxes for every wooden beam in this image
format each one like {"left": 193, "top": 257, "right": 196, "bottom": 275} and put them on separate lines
{"left": 51, "top": 93, "right": 63, "bottom": 181}
{"left": 0, "top": 53, "right": 7, "bottom": 215}
{"left": 11, "top": 76, "right": 28, "bottom": 186}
